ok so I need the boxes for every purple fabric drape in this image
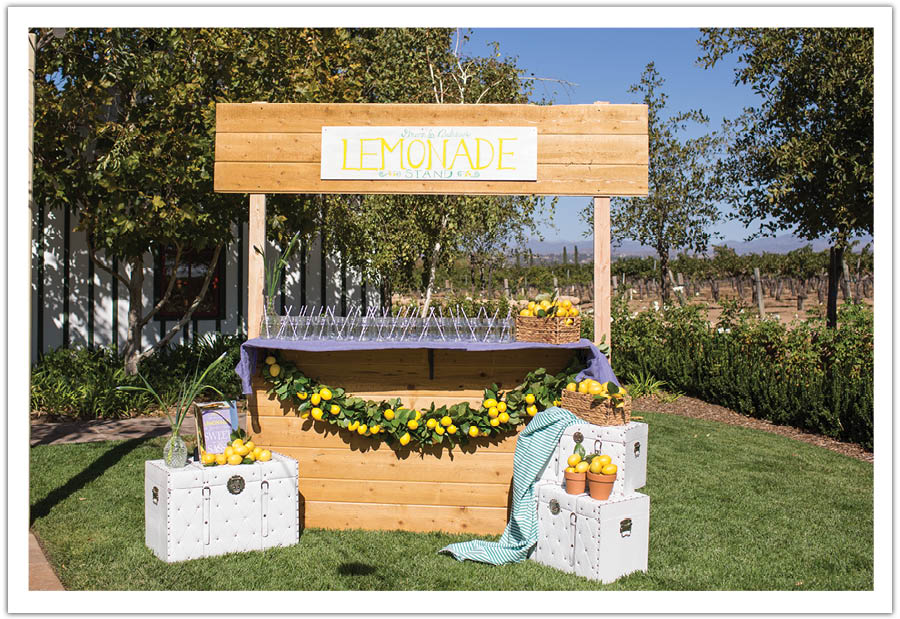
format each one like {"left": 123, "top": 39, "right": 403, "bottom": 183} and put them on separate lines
{"left": 235, "top": 337, "right": 618, "bottom": 395}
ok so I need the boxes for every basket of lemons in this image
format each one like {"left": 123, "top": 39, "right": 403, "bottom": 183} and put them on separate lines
{"left": 516, "top": 294, "right": 581, "bottom": 345}
{"left": 560, "top": 378, "right": 631, "bottom": 426}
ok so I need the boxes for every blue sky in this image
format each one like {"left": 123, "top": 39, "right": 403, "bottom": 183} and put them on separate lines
{"left": 464, "top": 28, "right": 762, "bottom": 245}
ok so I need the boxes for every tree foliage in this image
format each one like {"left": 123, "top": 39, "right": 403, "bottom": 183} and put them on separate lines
{"left": 582, "top": 62, "right": 723, "bottom": 302}
{"left": 697, "top": 28, "right": 874, "bottom": 326}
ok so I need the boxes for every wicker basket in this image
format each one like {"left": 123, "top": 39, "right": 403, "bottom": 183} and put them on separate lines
{"left": 560, "top": 390, "right": 632, "bottom": 426}
{"left": 515, "top": 315, "right": 581, "bottom": 344}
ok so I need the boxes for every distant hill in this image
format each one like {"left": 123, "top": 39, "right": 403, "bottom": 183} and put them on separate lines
{"left": 528, "top": 234, "right": 873, "bottom": 259}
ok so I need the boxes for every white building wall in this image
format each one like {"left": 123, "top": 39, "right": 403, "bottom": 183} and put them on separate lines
{"left": 31, "top": 211, "right": 378, "bottom": 364}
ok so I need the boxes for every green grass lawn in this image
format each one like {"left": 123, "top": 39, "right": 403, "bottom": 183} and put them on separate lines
{"left": 29, "top": 411, "right": 873, "bottom": 591}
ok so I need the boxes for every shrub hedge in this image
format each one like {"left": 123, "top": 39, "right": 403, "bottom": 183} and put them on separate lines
{"left": 611, "top": 297, "right": 874, "bottom": 450}
{"left": 31, "top": 333, "right": 245, "bottom": 420}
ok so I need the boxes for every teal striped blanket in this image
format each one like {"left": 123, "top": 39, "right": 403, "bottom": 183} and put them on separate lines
{"left": 439, "top": 406, "right": 582, "bottom": 565}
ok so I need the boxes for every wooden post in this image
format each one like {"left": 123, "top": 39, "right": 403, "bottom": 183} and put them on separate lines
{"left": 753, "top": 267, "right": 765, "bottom": 317}
{"left": 593, "top": 196, "right": 611, "bottom": 350}
{"left": 248, "top": 194, "right": 266, "bottom": 339}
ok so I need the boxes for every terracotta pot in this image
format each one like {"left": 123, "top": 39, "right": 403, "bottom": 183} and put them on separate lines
{"left": 587, "top": 471, "right": 616, "bottom": 501}
{"left": 564, "top": 471, "right": 587, "bottom": 495}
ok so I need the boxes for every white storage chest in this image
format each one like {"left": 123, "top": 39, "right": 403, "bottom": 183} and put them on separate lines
{"left": 534, "top": 484, "right": 650, "bottom": 583}
{"left": 144, "top": 453, "right": 299, "bottom": 563}
{"left": 553, "top": 422, "right": 648, "bottom": 498}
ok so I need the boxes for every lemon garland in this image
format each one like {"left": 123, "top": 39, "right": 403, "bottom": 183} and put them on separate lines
{"left": 261, "top": 352, "right": 587, "bottom": 450}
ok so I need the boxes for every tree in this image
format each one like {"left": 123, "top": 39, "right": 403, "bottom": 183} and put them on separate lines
{"left": 582, "top": 62, "right": 723, "bottom": 302}
{"left": 33, "top": 28, "right": 363, "bottom": 373}
{"left": 697, "top": 28, "right": 874, "bottom": 327}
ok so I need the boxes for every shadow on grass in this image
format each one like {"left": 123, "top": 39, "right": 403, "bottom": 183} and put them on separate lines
{"left": 337, "top": 562, "right": 377, "bottom": 576}
{"left": 30, "top": 438, "right": 147, "bottom": 526}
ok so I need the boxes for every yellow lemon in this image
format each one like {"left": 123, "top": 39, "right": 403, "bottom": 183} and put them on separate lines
{"left": 214, "top": 453, "right": 226, "bottom": 465}
{"left": 490, "top": 417, "right": 500, "bottom": 427}
{"left": 498, "top": 412, "right": 510, "bottom": 423}
{"left": 245, "top": 441, "right": 255, "bottom": 451}
{"left": 488, "top": 406, "right": 499, "bottom": 418}
{"left": 231, "top": 438, "right": 244, "bottom": 449}
{"left": 564, "top": 466, "right": 576, "bottom": 474}
{"left": 224, "top": 446, "right": 234, "bottom": 458}
{"left": 601, "top": 463, "right": 618, "bottom": 476}
{"left": 526, "top": 405, "right": 538, "bottom": 416}
{"left": 319, "top": 388, "right": 333, "bottom": 401}
{"left": 227, "top": 454, "right": 243, "bottom": 466}
{"left": 297, "top": 391, "right": 308, "bottom": 400}
{"left": 399, "top": 432, "right": 411, "bottom": 446}
{"left": 252, "top": 446, "right": 263, "bottom": 457}
{"left": 539, "top": 299, "right": 551, "bottom": 310}
{"left": 525, "top": 393, "right": 535, "bottom": 405}
{"left": 357, "top": 424, "right": 368, "bottom": 435}
{"left": 447, "top": 425, "right": 457, "bottom": 435}
{"left": 407, "top": 420, "right": 419, "bottom": 430}
{"left": 269, "top": 364, "right": 281, "bottom": 377}
{"left": 236, "top": 445, "right": 250, "bottom": 457}
{"left": 553, "top": 399, "right": 561, "bottom": 406}
{"left": 201, "top": 453, "right": 215, "bottom": 465}
{"left": 560, "top": 299, "right": 572, "bottom": 309}
{"left": 577, "top": 381, "right": 589, "bottom": 393}
{"left": 370, "top": 425, "right": 381, "bottom": 434}
{"left": 265, "top": 355, "right": 277, "bottom": 365}
{"left": 348, "top": 420, "right": 359, "bottom": 431}
{"left": 311, "top": 407, "right": 324, "bottom": 420}
{"left": 468, "top": 426, "right": 480, "bottom": 437}
{"left": 519, "top": 309, "right": 532, "bottom": 317}
{"left": 435, "top": 426, "right": 445, "bottom": 435}
{"left": 245, "top": 451, "right": 256, "bottom": 462}
{"left": 596, "top": 454, "right": 612, "bottom": 467}
{"left": 258, "top": 449, "right": 272, "bottom": 462}
{"left": 414, "top": 410, "right": 422, "bottom": 421}
{"left": 588, "top": 382, "right": 605, "bottom": 395}
{"left": 589, "top": 458, "right": 604, "bottom": 474}
{"left": 330, "top": 404, "right": 341, "bottom": 415}
{"left": 575, "top": 461, "right": 590, "bottom": 473}
{"left": 310, "top": 393, "right": 322, "bottom": 406}
{"left": 483, "top": 398, "right": 498, "bottom": 410}
{"left": 566, "top": 382, "right": 577, "bottom": 391}
{"left": 440, "top": 416, "right": 452, "bottom": 427}
{"left": 567, "top": 453, "right": 582, "bottom": 467}
{"left": 384, "top": 409, "right": 395, "bottom": 420}
{"left": 569, "top": 307, "right": 580, "bottom": 317}
{"left": 565, "top": 318, "right": 574, "bottom": 326}
{"left": 556, "top": 307, "right": 567, "bottom": 317}
{"left": 497, "top": 401, "right": 507, "bottom": 413}
{"left": 426, "top": 418, "right": 437, "bottom": 429}
{"left": 527, "top": 301, "right": 536, "bottom": 311}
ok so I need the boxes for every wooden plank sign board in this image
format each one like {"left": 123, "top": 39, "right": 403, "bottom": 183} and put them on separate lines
{"left": 214, "top": 102, "right": 648, "bottom": 196}
{"left": 320, "top": 126, "right": 537, "bottom": 181}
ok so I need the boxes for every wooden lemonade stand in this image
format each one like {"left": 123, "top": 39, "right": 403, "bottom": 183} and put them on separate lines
{"left": 214, "top": 102, "right": 648, "bottom": 534}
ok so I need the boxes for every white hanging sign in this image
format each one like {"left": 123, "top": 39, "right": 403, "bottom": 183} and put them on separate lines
{"left": 320, "top": 126, "right": 537, "bottom": 181}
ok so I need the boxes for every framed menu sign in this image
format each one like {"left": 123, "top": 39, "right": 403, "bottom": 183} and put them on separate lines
{"left": 195, "top": 401, "right": 240, "bottom": 455}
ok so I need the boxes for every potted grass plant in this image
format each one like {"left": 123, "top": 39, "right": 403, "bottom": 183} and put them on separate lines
{"left": 118, "top": 352, "right": 228, "bottom": 468}
{"left": 253, "top": 231, "right": 300, "bottom": 336}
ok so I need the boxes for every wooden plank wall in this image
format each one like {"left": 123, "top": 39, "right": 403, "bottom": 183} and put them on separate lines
{"left": 214, "top": 103, "right": 649, "bottom": 196}
{"left": 248, "top": 347, "right": 575, "bottom": 534}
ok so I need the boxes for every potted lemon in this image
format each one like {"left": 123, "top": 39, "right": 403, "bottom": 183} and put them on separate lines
{"left": 586, "top": 454, "right": 617, "bottom": 501}
{"left": 563, "top": 445, "right": 590, "bottom": 494}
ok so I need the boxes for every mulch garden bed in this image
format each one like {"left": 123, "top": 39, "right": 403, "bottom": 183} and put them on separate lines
{"left": 633, "top": 394, "right": 873, "bottom": 463}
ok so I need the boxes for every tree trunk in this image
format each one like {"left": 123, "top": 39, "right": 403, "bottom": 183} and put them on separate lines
{"left": 797, "top": 279, "right": 806, "bottom": 311}
{"left": 658, "top": 252, "right": 670, "bottom": 303}
{"left": 123, "top": 255, "right": 145, "bottom": 375}
{"left": 775, "top": 278, "right": 784, "bottom": 302}
{"left": 709, "top": 279, "right": 720, "bottom": 302}
{"left": 826, "top": 245, "right": 844, "bottom": 328}
{"left": 422, "top": 214, "right": 450, "bottom": 317}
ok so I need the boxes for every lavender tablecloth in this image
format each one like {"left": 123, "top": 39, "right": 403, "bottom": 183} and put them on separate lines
{"left": 235, "top": 337, "right": 618, "bottom": 395}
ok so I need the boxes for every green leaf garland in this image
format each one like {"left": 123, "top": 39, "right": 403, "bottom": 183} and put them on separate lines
{"left": 260, "top": 352, "right": 586, "bottom": 451}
